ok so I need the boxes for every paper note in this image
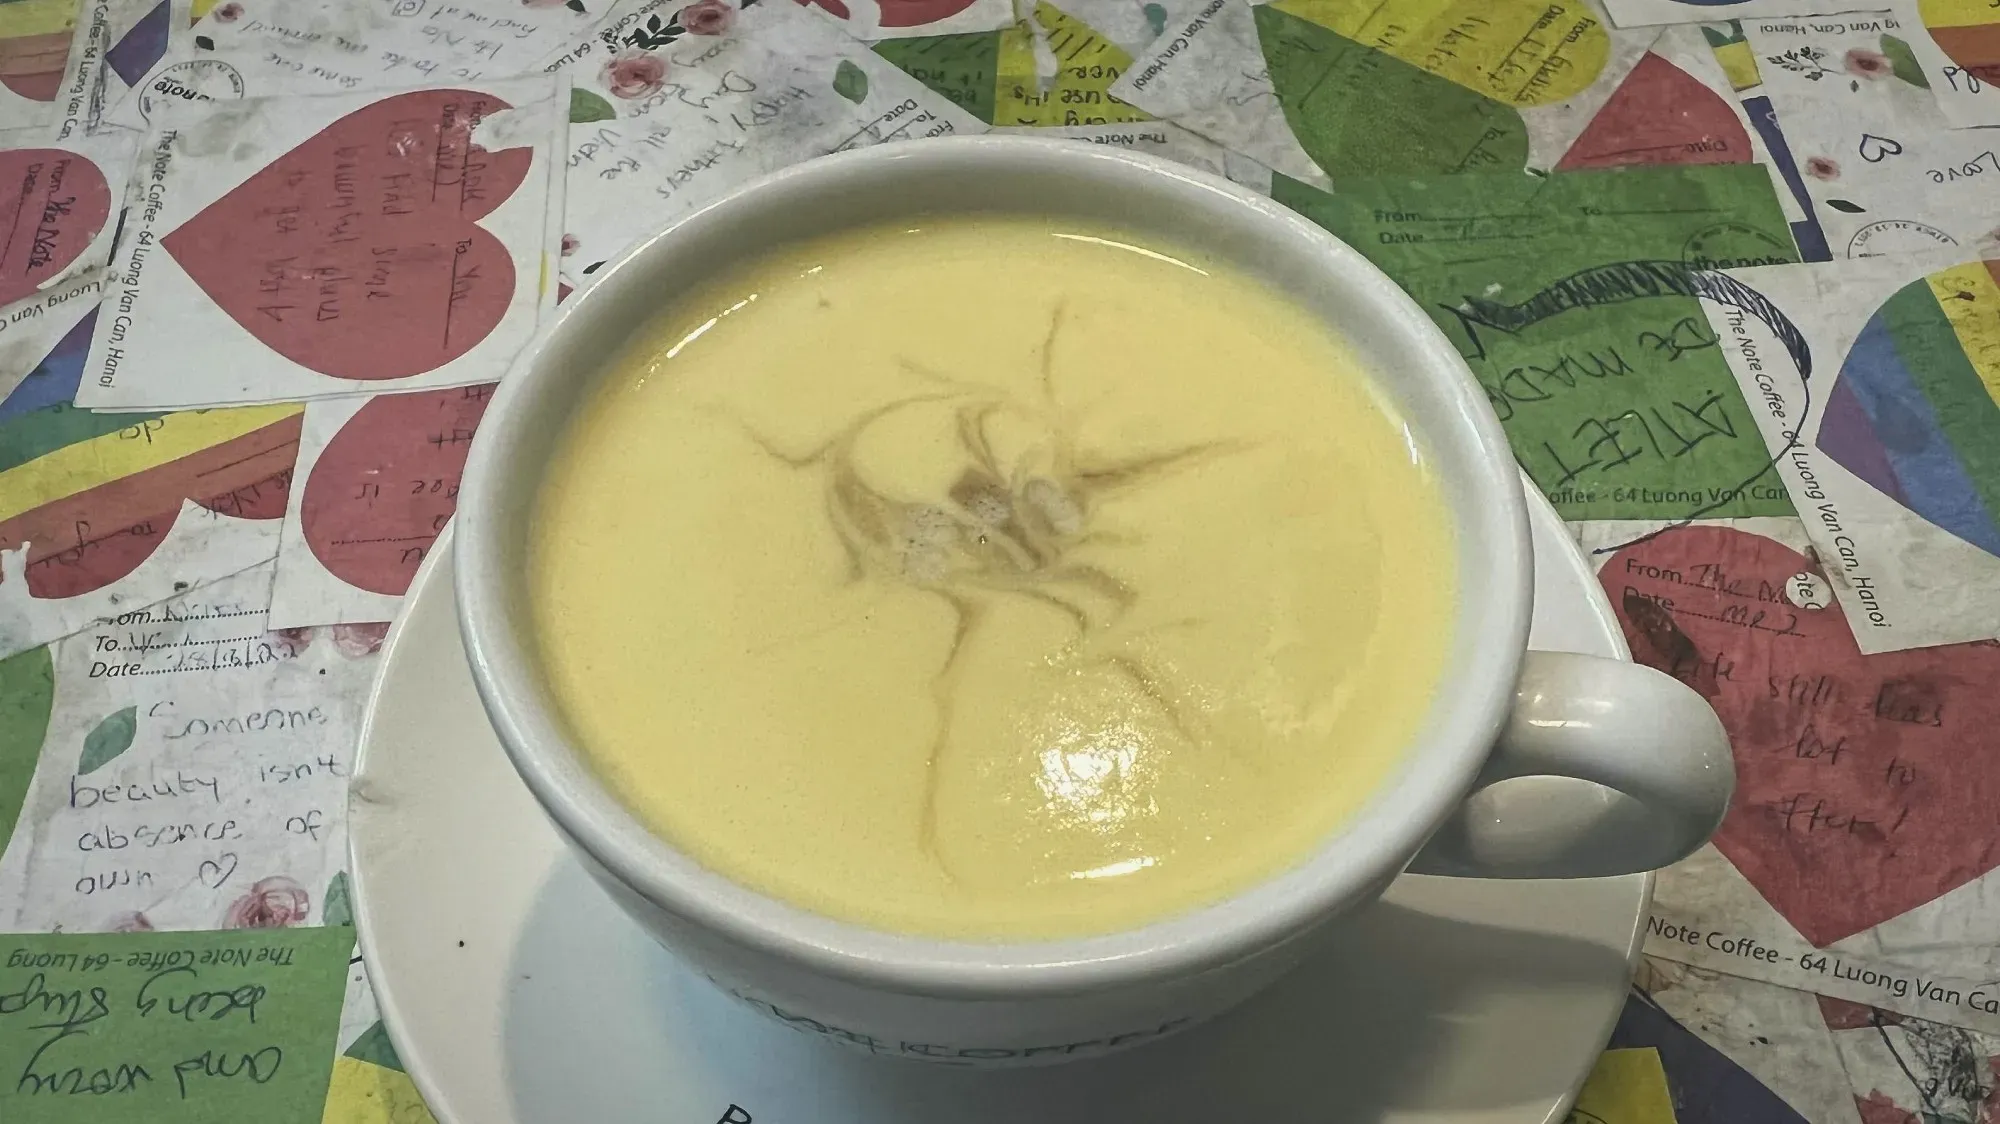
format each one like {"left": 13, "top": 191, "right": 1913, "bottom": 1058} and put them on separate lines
{"left": 1747, "top": 15, "right": 2000, "bottom": 260}
{"left": 1570, "top": 1046, "right": 1678, "bottom": 1124}
{"left": 1619, "top": 959, "right": 1862, "bottom": 1124}
{"left": 874, "top": 0, "right": 1178, "bottom": 125}
{"left": 1556, "top": 24, "right": 1804, "bottom": 226}
{"left": 793, "top": 0, "right": 1014, "bottom": 41}
{"left": 60, "top": 0, "right": 191, "bottom": 137}
{"left": 994, "top": 121, "right": 1273, "bottom": 188}
{"left": 549, "top": 0, "right": 984, "bottom": 286}
{"left": 0, "top": 564, "right": 381, "bottom": 933}
{"left": 0, "top": 126, "right": 137, "bottom": 395}
{"left": 78, "top": 75, "right": 565, "bottom": 410}
{"left": 1576, "top": 518, "right": 2000, "bottom": 1033}
{"left": 1106, "top": 0, "right": 1651, "bottom": 187}
{"left": 267, "top": 385, "right": 491, "bottom": 629}
{"left": 1699, "top": 250, "right": 2000, "bottom": 651}
{"left": 0, "top": 926, "right": 351, "bottom": 1123}
{"left": 1822, "top": 995, "right": 2000, "bottom": 1124}
{"left": 1600, "top": 0, "right": 1890, "bottom": 30}
{"left": 0, "top": 317, "right": 298, "bottom": 660}
{"left": 321, "top": 1056, "right": 438, "bottom": 1124}
{"left": 320, "top": 964, "right": 438, "bottom": 1124}
{"left": 0, "top": 0, "right": 82, "bottom": 131}
{"left": 1273, "top": 163, "right": 1799, "bottom": 522}
{"left": 1879, "top": 0, "right": 2000, "bottom": 129}
{"left": 108, "top": 0, "right": 602, "bottom": 129}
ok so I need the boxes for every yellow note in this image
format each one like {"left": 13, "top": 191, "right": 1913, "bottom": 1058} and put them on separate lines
{"left": 1569, "top": 1046, "right": 1678, "bottom": 1124}
{"left": 1919, "top": 0, "right": 2000, "bottom": 31}
{"left": 0, "top": 404, "right": 299, "bottom": 524}
{"left": 994, "top": 2, "right": 1151, "bottom": 127}
{"left": 1272, "top": 0, "right": 1610, "bottom": 107}
{"left": 1925, "top": 260, "right": 2000, "bottom": 410}
{"left": 320, "top": 1057, "right": 439, "bottom": 1124}
{"left": 1712, "top": 39, "right": 1761, "bottom": 92}
{"left": 0, "top": 0, "right": 76, "bottom": 38}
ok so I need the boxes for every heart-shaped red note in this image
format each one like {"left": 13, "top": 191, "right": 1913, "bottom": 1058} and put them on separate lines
{"left": 162, "top": 88, "right": 535, "bottom": 381}
{"left": 1601, "top": 524, "right": 2000, "bottom": 947}
{"left": 1556, "top": 53, "right": 1752, "bottom": 172}
{"left": 0, "top": 147, "right": 110, "bottom": 308}
{"left": 302, "top": 384, "right": 493, "bottom": 594}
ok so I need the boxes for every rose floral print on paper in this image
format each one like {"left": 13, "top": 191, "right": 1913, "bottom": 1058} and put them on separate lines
{"left": 106, "top": 910, "right": 153, "bottom": 932}
{"left": 333, "top": 621, "right": 390, "bottom": 657}
{"left": 223, "top": 875, "right": 311, "bottom": 928}
{"left": 602, "top": 49, "right": 667, "bottom": 99}
{"left": 680, "top": 0, "right": 734, "bottom": 35}
{"left": 1845, "top": 48, "right": 1891, "bottom": 79}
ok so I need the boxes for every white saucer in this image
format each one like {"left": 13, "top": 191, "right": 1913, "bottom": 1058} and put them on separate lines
{"left": 350, "top": 488, "right": 1648, "bottom": 1124}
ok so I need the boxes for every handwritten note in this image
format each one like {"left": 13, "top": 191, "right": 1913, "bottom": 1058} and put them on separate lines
{"left": 267, "top": 385, "right": 492, "bottom": 629}
{"left": 1747, "top": 16, "right": 2000, "bottom": 259}
{"left": 1582, "top": 521, "right": 2000, "bottom": 1033}
{"left": 1272, "top": 162, "right": 1801, "bottom": 521}
{"left": 60, "top": 0, "right": 191, "bottom": 138}
{"left": 549, "top": 0, "right": 983, "bottom": 286}
{"left": 0, "top": 312, "right": 298, "bottom": 661}
{"left": 1878, "top": 0, "right": 2000, "bottom": 129}
{"left": 1108, "top": 0, "right": 1651, "bottom": 185}
{"left": 107, "top": 0, "right": 596, "bottom": 130}
{"left": 78, "top": 74, "right": 563, "bottom": 409}
{"left": 1599, "top": 0, "right": 1883, "bottom": 29}
{"left": 0, "top": 564, "right": 381, "bottom": 933}
{"left": 0, "top": 926, "right": 351, "bottom": 1122}
{"left": 994, "top": 121, "right": 1273, "bottom": 189}
{"left": 1700, "top": 250, "right": 2000, "bottom": 652}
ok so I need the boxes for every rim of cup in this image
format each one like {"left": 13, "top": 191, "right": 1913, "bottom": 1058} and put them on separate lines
{"left": 455, "top": 136, "right": 1533, "bottom": 1000}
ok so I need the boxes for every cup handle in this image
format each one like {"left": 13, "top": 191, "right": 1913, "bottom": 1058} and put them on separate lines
{"left": 1406, "top": 650, "right": 1735, "bottom": 879}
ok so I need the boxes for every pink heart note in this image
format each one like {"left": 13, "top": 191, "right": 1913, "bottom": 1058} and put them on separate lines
{"left": 162, "top": 88, "right": 536, "bottom": 381}
{"left": 302, "top": 384, "right": 494, "bottom": 594}
{"left": 1601, "top": 525, "right": 2000, "bottom": 947}
{"left": 0, "top": 148, "right": 111, "bottom": 308}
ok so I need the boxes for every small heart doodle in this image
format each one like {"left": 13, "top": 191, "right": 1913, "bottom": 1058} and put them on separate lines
{"left": 1857, "top": 133, "right": 1904, "bottom": 163}
{"left": 197, "top": 851, "right": 239, "bottom": 889}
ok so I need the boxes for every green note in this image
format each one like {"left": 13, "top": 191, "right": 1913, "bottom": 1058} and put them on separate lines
{"left": 874, "top": 32, "right": 1000, "bottom": 123}
{"left": 0, "top": 645, "right": 54, "bottom": 860}
{"left": 0, "top": 927, "right": 352, "bottom": 1123}
{"left": 1257, "top": 5, "right": 1527, "bottom": 183}
{"left": 1273, "top": 164, "right": 1802, "bottom": 521}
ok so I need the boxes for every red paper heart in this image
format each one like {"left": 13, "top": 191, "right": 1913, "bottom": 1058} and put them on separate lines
{"left": 301, "top": 384, "right": 493, "bottom": 594}
{"left": 1601, "top": 525, "right": 2000, "bottom": 947}
{"left": 162, "top": 88, "right": 534, "bottom": 381}
{"left": 1556, "top": 53, "right": 1752, "bottom": 172}
{"left": 0, "top": 147, "right": 110, "bottom": 308}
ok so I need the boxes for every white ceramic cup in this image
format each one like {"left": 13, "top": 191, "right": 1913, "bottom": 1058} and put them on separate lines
{"left": 455, "top": 137, "right": 1734, "bottom": 1066}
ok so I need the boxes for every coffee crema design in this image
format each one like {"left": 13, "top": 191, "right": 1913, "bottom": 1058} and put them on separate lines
{"left": 529, "top": 216, "right": 1456, "bottom": 940}
{"left": 735, "top": 303, "right": 1246, "bottom": 857}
